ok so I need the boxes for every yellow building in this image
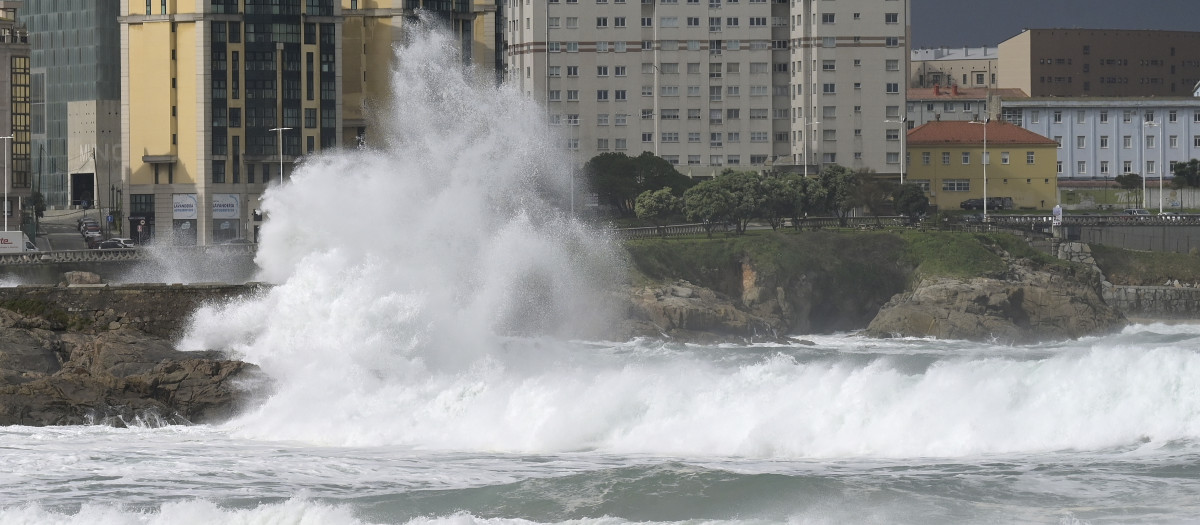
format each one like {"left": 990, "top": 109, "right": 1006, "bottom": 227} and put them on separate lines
{"left": 906, "top": 120, "right": 1058, "bottom": 211}
{"left": 121, "top": 0, "right": 493, "bottom": 244}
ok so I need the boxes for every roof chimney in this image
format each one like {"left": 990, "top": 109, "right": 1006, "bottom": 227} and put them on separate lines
{"left": 951, "top": 84, "right": 959, "bottom": 96}
{"left": 934, "top": 84, "right": 941, "bottom": 96}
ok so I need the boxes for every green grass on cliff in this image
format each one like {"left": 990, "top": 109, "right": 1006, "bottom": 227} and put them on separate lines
{"left": 623, "top": 230, "right": 909, "bottom": 296}
{"left": 1090, "top": 244, "right": 1200, "bottom": 286}
{"left": 624, "top": 229, "right": 1072, "bottom": 288}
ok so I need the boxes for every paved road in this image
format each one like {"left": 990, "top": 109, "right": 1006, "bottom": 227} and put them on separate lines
{"left": 32, "top": 210, "right": 122, "bottom": 251}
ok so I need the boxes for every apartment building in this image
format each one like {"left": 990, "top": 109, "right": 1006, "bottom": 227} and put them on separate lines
{"left": 505, "top": 0, "right": 908, "bottom": 179}
{"left": 1000, "top": 97, "right": 1200, "bottom": 183}
{"left": 341, "top": 0, "right": 489, "bottom": 146}
{"left": 906, "top": 86, "right": 1028, "bottom": 128}
{"left": 120, "top": 0, "right": 489, "bottom": 245}
{"left": 906, "top": 120, "right": 1057, "bottom": 211}
{"left": 997, "top": 29, "right": 1200, "bottom": 98}
{"left": 0, "top": 3, "right": 27, "bottom": 228}
{"left": 910, "top": 46, "right": 996, "bottom": 89}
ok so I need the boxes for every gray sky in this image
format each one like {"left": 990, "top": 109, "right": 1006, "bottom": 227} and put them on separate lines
{"left": 911, "top": 0, "right": 1200, "bottom": 48}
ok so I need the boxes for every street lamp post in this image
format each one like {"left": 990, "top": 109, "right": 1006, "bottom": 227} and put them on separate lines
{"left": 268, "top": 127, "right": 292, "bottom": 185}
{"left": 969, "top": 118, "right": 990, "bottom": 222}
{"left": 1142, "top": 119, "right": 1160, "bottom": 212}
{"left": 0, "top": 135, "right": 12, "bottom": 231}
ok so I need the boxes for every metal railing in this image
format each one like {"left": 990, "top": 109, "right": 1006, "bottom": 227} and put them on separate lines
{"left": 0, "top": 244, "right": 257, "bottom": 266}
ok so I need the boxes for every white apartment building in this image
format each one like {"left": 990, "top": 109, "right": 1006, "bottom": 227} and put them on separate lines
{"left": 1000, "top": 97, "right": 1200, "bottom": 181}
{"left": 505, "top": 0, "right": 908, "bottom": 178}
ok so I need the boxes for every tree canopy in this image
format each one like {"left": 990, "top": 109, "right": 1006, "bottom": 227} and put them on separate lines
{"left": 1171, "top": 159, "right": 1200, "bottom": 188}
{"left": 634, "top": 187, "right": 682, "bottom": 231}
{"left": 583, "top": 152, "right": 695, "bottom": 215}
{"left": 893, "top": 183, "right": 929, "bottom": 224}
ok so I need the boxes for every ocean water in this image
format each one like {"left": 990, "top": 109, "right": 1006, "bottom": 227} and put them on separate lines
{"left": 3, "top": 331, "right": 1200, "bottom": 524}
{"left": 4, "top": 20, "right": 1200, "bottom": 524}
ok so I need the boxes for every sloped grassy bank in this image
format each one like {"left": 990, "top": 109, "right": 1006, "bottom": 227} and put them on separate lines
{"left": 622, "top": 229, "right": 1118, "bottom": 340}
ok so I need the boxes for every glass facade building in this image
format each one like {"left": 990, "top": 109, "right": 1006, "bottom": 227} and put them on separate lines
{"left": 20, "top": 0, "right": 121, "bottom": 208}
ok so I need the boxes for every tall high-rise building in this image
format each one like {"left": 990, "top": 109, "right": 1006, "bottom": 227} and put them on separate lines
{"left": 121, "top": 0, "right": 490, "bottom": 245}
{"left": 505, "top": 0, "right": 908, "bottom": 178}
{"left": 0, "top": 2, "right": 29, "bottom": 226}
{"left": 19, "top": 0, "right": 118, "bottom": 211}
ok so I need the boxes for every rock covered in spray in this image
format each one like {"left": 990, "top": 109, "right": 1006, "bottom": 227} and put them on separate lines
{"left": 0, "top": 307, "right": 265, "bottom": 426}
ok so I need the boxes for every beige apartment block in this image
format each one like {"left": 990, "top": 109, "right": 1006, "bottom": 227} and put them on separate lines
{"left": 998, "top": 29, "right": 1200, "bottom": 98}
{"left": 910, "top": 46, "right": 996, "bottom": 89}
{"left": 506, "top": 0, "right": 908, "bottom": 179}
{"left": 121, "top": 0, "right": 493, "bottom": 245}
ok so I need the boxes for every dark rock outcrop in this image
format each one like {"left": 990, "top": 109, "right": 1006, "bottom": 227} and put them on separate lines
{"left": 865, "top": 257, "right": 1126, "bottom": 343}
{"left": 0, "top": 308, "right": 265, "bottom": 426}
{"left": 625, "top": 280, "right": 787, "bottom": 343}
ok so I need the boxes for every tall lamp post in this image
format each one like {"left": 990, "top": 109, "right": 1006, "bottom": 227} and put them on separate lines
{"left": 268, "top": 127, "right": 292, "bottom": 185}
{"left": 1142, "top": 119, "right": 1159, "bottom": 212}
{"left": 969, "top": 118, "right": 990, "bottom": 222}
{"left": 0, "top": 135, "right": 12, "bottom": 231}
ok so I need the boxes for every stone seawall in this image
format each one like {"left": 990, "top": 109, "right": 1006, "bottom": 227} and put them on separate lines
{"left": 0, "top": 283, "right": 267, "bottom": 339}
{"left": 1103, "top": 286, "right": 1200, "bottom": 320}
{"left": 1054, "top": 240, "right": 1200, "bottom": 320}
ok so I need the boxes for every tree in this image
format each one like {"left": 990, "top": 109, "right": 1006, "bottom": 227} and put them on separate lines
{"left": 783, "top": 174, "right": 813, "bottom": 231}
{"left": 582, "top": 152, "right": 694, "bottom": 216}
{"left": 851, "top": 169, "right": 895, "bottom": 225}
{"left": 759, "top": 175, "right": 796, "bottom": 231}
{"left": 1114, "top": 173, "right": 1144, "bottom": 207}
{"left": 29, "top": 191, "right": 46, "bottom": 219}
{"left": 812, "top": 164, "right": 859, "bottom": 226}
{"left": 1171, "top": 159, "right": 1200, "bottom": 188}
{"left": 683, "top": 179, "right": 735, "bottom": 238}
{"left": 713, "top": 169, "right": 765, "bottom": 234}
{"left": 634, "top": 187, "right": 682, "bottom": 236}
{"left": 893, "top": 183, "right": 929, "bottom": 224}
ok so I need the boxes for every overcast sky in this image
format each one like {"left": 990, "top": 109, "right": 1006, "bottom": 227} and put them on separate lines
{"left": 911, "top": 0, "right": 1200, "bottom": 48}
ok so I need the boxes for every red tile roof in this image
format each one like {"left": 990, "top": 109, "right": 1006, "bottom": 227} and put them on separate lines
{"left": 906, "top": 120, "right": 1059, "bottom": 146}
{"left": 908, "top": 87, "right": 1027, "bottom": 100}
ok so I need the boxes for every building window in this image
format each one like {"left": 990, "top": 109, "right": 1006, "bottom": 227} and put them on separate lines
{"left": 1077, "top": 161, "right": 1087, "bottom": 174}
{"left": 942, "top": 179, "right": 970, "bottom": 192}
{"left": 1027, "top": 151, "right": 1035, "bottom": 164}
{"left": 1001, "top": 152, "right": 1010, "bottom": 164}
{"left": 1100, "top": 161, "right": 1109, "bottom": 174}
{"left": 886, "top": 83, "right": 899, "bottom": 94}
{"left": 942, "top": 152, "right": 950, "bottom": 165}
{"left": 1076, "top": 136, "right": 1086, "bottom": 149}
{"left": 884, "top": 13, "right": 898, "bottom": 24}
{"left": 212, "top": 160, "right": 226, "bottom": 183}
{"left": 922, "top": 152, "right": 930, "bottom": 165}
{"left": 962, "top": 152, "right": 971, "bottom": 165}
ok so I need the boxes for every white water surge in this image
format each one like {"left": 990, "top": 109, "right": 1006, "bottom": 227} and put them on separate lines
{"left": 6, "top": 18, "right": 1183, "bottom": 524}
{"left": 177, "top": 20, "right": 1200, "bottom": 460}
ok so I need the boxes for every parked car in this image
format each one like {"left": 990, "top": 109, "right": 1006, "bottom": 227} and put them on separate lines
{"left": 110, "top": 237, "right": 135, "bottom": 248}
{"left": 1122, "top": 208, "right": 1151, "bottom": 220}
{"left": 960, "top": 197, "right": 1011, "bottom": 211}
{"left": 98, "top": 239, "right": 129, "bottom": 250}
{"left": 80, "top": 223, "right": 101, "bottom": 237}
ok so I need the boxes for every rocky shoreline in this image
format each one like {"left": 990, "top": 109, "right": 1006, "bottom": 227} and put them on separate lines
{"left": 0, "top": 237, "right": 1142, "bottom": 426}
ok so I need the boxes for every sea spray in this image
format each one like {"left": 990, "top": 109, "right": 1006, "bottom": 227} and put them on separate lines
{"left": 178, "top": 20, "right": 1200, "bottom": 458}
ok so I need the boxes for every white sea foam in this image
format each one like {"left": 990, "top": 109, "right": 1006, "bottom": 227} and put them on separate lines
{"left": 178, "top": 20, "right": 1200, "bottom": 459}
